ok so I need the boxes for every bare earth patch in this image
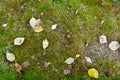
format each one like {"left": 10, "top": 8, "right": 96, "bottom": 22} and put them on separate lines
{"left": 85, "top": 42, "right": 120, "bottom": 60}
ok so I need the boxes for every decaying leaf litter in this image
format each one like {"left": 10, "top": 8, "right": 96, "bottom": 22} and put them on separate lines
{"left": 0, "top": 0, "right": 120, "bottom": 79}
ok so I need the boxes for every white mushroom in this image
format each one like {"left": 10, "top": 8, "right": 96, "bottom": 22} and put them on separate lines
{"left": 109, "top": 41, "right": 120, "bottom": 51}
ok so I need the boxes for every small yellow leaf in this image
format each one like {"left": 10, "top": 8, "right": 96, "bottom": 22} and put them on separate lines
{"left": 34, "top": 25, "right": 43, "bottom": 33}
{"left": 14, "top": 63, "right": 22, "bottom": 73}
{"left": 14, "top": 63, "right": 19, "bottom": 67}
{"left": 88, "top": 68, "right": 99, "bottom": 78}
{"left": 75, "top": 54, "right": 80, "bottom": 58}
{"left": 29, "top": 17, "right": 43, "bottom": 33}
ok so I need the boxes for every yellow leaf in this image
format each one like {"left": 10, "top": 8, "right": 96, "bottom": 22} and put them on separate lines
{"left": 75, "top": 54, "right": 80, "bottom": 58}
{"left": 14, "top": 63, "right": 19, "bottom": 67}
{"left": 88, "top": 68, "right": 99, "bottom": 78}
{"left": 34, "top": 25, "right": 43, "bottom": 33}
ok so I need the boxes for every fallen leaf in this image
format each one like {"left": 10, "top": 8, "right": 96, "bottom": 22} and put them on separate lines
{"left": 88, "top": 68, "right": 99, "bottom": 78}
{"left": 31, "top": 56, "right": 35, "bottom": 60}
{"left": 14, "top": 37, "right": 25, "bottom": 45}
{"left": 68, "top": 64, "right": 72, "bottom": 70}
{"left": 14, "top": 63, "right": 22, "bottom": 73}
{"left": 65, "top": 57, "right": 74, "bottom": 64}
{"left": 6, "top": 52, "right": 15, "bottom": 62}
{"left": 3, "top": 23, "right": 8, "bottom": 27}
{"left": 118, "top": 21, "right": 120, "bottom": 26}
{"left": 105, "top": 67, "right": 113, "bottom": 77}
{"left": 51, "top": 24, "right": 57, "bottom": 30}
{"left": 42, "top": 39, "right": 49, "bottom": 50}
{"left": 75, "top": 54, "right": 80, "bottom": 58}
{"left": 109, "top": 41, "right": 120, "bottom": 51}
{"left": 44, "top": 61, "right": 51, "bottom": 67}
{"left": 34, "top": 25, "right": 43, "bottom": 33}
{"left": 29, "top": 17, "right": 43, "bottom": 32}
{"left": 63, "top": 69, "right": 71, "bottom": 75}
{"left": 85, "top": 56, "right": 92, "bottom": 63}
{"left": 66, "top": 34, "right": 71, "bottom": 39}
{"left": 23, "top": 61, "right": 30, "bottom": 67}
{"left": 99, "top": 35, "right": 107, "bottom": 44}
{"left": 101, "top": 1, "right": 110, "bottom": 7}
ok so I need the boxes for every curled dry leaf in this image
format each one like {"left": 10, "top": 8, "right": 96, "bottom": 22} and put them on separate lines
{"left": 23, "top": 61, "right": 30, "bottom": 67}
{"left": 68, "top": 64, "right": 72, "bottom": 70}
{"left": 42, "top": 39, "right": 49, "bottom": 50}
{"left": 88, "top": 68, "right": 99, "bottom": 78}
{"left": 105, "top": 67, "right": 113, "bottom": 77}
{"left": 51, "top": 24, "right": 57, "bottom": 30}
{"left": 14, "top": 37, "right": 25, "bottom": 45}
{"left": 101, "top": 1, "right": 110, "bottom": 7}
{"left": 99, "top": 35, "right": 107, "bottom": 44}
{"left": 14, "top": 63, "right": 22, "bottom": 73}
{"left": 64, "top": 69, "right": 71, "bottom": 75}
{"left": 109, "top": 41, "right": 120, "bottom": 51}
{"left": 29, "top": 17, "right": 43, "bottom": 32}
{"left": 44, "top": 61, "right": 51, "bottom": 67}
{"left": 6, "top": 52, "right": 15, "bottom": 62}
{"left": 85, "top": 56, "right": 92, "bottom": 63}
{"left": 65, "top": 57, "right": 74, "bottom": 64}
